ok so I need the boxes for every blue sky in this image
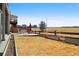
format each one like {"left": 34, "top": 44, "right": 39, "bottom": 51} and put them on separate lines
{"left": 9, "top": 3, "right": 79, "bottom": 27}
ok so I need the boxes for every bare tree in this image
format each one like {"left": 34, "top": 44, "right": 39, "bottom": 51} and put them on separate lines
{"left": 39, "top": 21, "right": 47, "bottom": 32}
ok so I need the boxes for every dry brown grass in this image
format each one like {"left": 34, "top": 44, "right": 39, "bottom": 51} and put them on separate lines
{"left": 15, "top": 35, "right": 79, "bottom": 56}
{"left": 32, "top": 27, "right": 79, "bottom": 33}
{"left": 47, "top": 27, "right": 79, "bottom": 33}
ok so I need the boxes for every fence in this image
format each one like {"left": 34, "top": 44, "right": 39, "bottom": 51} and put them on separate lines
{"left": 32, "top": 30, "right": 79, "bottom": 46}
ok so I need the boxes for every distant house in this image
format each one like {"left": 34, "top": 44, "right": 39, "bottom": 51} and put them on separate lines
{"left": 10, "top": 15, "right": 18, "bottom": 33}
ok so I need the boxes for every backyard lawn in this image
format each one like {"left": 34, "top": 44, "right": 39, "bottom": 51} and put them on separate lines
{"left": 15, "top": 35, "right": 79, "bottom": 56}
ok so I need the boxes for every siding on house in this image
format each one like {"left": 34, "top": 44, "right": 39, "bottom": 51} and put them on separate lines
{"left": 0, "top": 3, "right": 10, "bottom": 41}
{"left": 0, "top": 9, "right": 2, "bottom": 42}
{"left": 0, "top": 3, "right": 17, "bottom": 56}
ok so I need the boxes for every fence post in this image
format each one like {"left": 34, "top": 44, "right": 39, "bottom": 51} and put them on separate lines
{"left": 39, "top": 31, "right": 40, "bottom": 35}
{"left": 54, "top": 30, "right": 57, "bottom": 36}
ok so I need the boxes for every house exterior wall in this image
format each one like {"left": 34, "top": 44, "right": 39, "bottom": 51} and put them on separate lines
{"left": 0, "top": 3, "right": 17, "bottom": 56}
{"left": 0, "top": 3, "right": 10, "bottom": 41}
{"left": 2, "top": 3, "right": 6, "bottom": 41}
{"left": 5, "top": 11, "right": 10, "bottom": 34}
{"left": 0, "top": 10, "right": 2, "bottom": 42}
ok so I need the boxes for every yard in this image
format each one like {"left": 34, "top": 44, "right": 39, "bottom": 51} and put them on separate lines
{"left": 32, "top": 27, "right": 79, "bottom": 33}
{"left": 15, "top": 35, "right": 79, "bottom": 56}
